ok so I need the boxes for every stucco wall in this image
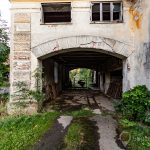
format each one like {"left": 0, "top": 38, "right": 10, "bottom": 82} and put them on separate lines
{"left": 11, "top": 1, "right": 134, "bottom": 48}
{"left": 123, "top": 0, "right": 150, "bottom": 91}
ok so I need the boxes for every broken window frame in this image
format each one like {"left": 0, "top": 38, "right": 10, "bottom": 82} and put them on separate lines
{"left": 91, "top": 1, "right": 123, "bottom": 23}
{"left": 41, "top": 2, "right": 72, "bottom": 24}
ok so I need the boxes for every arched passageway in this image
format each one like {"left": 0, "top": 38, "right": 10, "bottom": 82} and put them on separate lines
{"left": 41, "top": 49, "right": 123, "bottom": 102}
{"left": 31, "top": 35, "right": 134, "bottom": 98}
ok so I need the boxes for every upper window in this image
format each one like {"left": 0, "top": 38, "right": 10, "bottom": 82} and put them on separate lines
{"left": 42, "top": 3, "right": 71, "bottom": 23}
{"left": 92, "top": 2, "right": 122, "bottom": 22}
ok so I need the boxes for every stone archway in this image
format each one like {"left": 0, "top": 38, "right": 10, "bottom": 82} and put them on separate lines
{"left": 31, "top": 35, "right": 134, "bottom": 96}
{"left": 32, "top": 35, "right": 134, "bottom": 59}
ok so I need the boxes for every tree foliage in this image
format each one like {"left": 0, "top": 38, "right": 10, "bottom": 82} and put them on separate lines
{"left": 0, "top": 18, "right": 10, "bottom": 87}
{"left": 69, "top": 68, "right": 93, "bottom": 87}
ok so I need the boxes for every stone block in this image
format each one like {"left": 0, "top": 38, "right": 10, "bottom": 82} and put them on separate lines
{"left": 13, "top": 71, "right": 31, "bottom": 81}
{"left": 14, "top": 43, "right": 31, "bottom": 51}
{"left": 15, "top": 23, "right": 31, "bottom": 32}
{"left": 14, "top": 33, "right": 31, "bottom": 43}
{"left": 11, "top": 80, "right": 31, "bottom": 94}
{"left": 13, "top": 61, "right": 31, "bottom": 70}
{"left": 14, "top": 13, "right": 31, "bottom": 23}
{"left": 14, "top": 52, "right": 31, "bottom": 60}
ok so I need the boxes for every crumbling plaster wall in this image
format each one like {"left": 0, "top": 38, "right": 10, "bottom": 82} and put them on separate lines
{"left": 123, "top": 0, "right": 150, "bottom": 91}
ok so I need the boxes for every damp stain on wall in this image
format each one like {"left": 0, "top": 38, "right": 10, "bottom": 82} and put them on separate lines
{"left": 126, "top": 0, "right": 143, "bottom": 31}
{"left": 129, "top": 6, "right": 143, "bottom": 31}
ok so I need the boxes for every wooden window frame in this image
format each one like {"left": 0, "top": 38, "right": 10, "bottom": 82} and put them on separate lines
{"left": 91, "top": 1, "right": 123, "bottom": 23}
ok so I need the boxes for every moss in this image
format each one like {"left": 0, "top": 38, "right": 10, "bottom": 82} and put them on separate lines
{"left": 64, "top": 109, "right": 94, "bottom": 118}
{"left": 64, "top": 118, "right": 99, "bottom": 150}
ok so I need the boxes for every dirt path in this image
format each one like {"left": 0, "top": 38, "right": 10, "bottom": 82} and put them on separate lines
{"left": 31, "top": 116, "right": 73, "bottom": 150}
{"left": 36, "top": 90, "right": 124, "bottom": 150}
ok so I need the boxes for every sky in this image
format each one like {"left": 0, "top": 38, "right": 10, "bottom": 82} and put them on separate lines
{"left": 0, "top": 0, "right": 11, "bottom": 26}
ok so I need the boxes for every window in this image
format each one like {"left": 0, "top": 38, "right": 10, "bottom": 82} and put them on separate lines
{"left": 42, "top": 3, "right": 71, "bottom": 23}
{"left": 92, "top": 2, "right": 122, "bottom": 22}
{"left": 102, "top": 3, "right": 111, "bottom": 21}
{"left": 92, "top": 3, "right": 100, "bottom": 21}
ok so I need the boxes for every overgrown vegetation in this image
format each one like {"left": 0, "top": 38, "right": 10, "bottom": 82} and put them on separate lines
{"left": 0, "top": 108, "right": 97, "bottom": 150}
{"left": 0, "top": 93, "right": 9, "bottom": 116}
{"left": 116, "top": 85, "right": 150, "bottom": 124}
{"left": 13, "top": 68, "right": 45, "bottom": 112}
{"left": 64, "top": 118, "right": 99, "bottom": 150}
{"left": 0, "top": 111, "right": 60, "bottom": 150}
{"left": 0, "top": 18, "right": 9, "bottom": 87}
{"left": 119, "top": 119, "right": 150, "bottom": 149}
{"left": 116, "top": 85, "right": 150, "bottom": 149}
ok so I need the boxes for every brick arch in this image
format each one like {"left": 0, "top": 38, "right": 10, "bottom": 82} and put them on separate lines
{"left": 32, "top": 35, "right": 134, "bottom": 59}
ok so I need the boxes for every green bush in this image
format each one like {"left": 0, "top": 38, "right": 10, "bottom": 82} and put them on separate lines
{"left": 119, "top": 119, "right": 150, "bottom": 149}
{"left": 116, "top": 85, "right": 150, "bottom": 123}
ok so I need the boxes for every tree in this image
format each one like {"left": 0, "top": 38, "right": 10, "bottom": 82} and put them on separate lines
{"left": 0, "top": 17, "right": 10, "bottom": 87}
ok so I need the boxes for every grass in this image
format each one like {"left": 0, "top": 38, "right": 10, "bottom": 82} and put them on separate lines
{"left": 64, "top": 118, "right": 99, "bottom": 150}
{"left": 118, "top": 119, "right": 150, "bottom": 150}
{"left": 0, "top": 108, "right": 96, "bottom": 150}
{"left": 64, "top": 109, "right": 94, "bottom": 118}
{"left": 0, "top": 111, "right": 60, "bottom": 150}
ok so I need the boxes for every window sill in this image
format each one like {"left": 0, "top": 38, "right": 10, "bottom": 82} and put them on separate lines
{"left": 40, "top": 22, "right": 72, "bottom": 25}
{"left": 90, "top": 21, "right": 124, "bottom": 24}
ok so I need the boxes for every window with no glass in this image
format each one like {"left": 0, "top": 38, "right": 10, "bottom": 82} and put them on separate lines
{"left": 92, "top": 2, "right": 122, "bottom": 22}
{"left": 42, "top": 3, "right": 71, "bottom": 23}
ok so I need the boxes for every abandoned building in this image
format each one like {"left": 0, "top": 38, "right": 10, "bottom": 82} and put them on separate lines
{"left": 8, "top": 0, "right": 150, "bottom": 114}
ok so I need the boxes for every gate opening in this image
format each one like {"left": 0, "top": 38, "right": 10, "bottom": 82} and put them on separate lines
{"left": 69, "top": 68, "right": 93, "bottom": 89}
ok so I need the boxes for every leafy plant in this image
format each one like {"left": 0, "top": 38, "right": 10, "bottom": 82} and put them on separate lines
{"left": 0, "top": 18, "right": 10, "bottom": 87}
{"left": 13, "top": 68, "right": 45, "bottom": 112}
{"left": 120, "top": 119, "right": 137, "bottom": 128}
{"left": 116, "top": 85, "right": 150, "bottom": 123}
{"left": 116, "top": 86, "right": 150, "bottom": 149}
{"left": 29, "top": 90, "right": 45, "bottom": 111}
{"left": 145, "top": 111, "right": 150, "bottom": 125}
{"left": 119, "top": 119, "right": 150, "bottom": 149}
{"left": 0, "top": 93, "right": 9, "bottom": 104}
